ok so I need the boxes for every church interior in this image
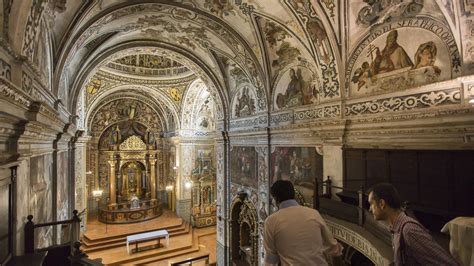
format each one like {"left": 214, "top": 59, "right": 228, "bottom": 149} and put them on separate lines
{"left": 0, "top": 0, "right": 473, "bottom": 265}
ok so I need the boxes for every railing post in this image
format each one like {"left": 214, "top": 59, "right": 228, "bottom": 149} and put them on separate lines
{"left": 24, "top": 215, "right": 35, "bottom": 253}
{"left": 358, "top": 186, "right": 365, "bottom": 226}
{"left": 70, "top": 210, "right": 81, "bottom": 255}
{"left": 325, "top": 176, "right": 332, "bottom": 199}
{"left": 314, "top": 177, "right": 320, "bottom": 209}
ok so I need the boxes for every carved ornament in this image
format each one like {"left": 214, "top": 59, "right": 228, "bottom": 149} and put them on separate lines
{"left": 120, "top": 136, "right": 146, "bottom": 150}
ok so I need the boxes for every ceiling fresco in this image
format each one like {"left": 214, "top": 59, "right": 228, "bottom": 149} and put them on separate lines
{"left": 6, "top": 0, "right": 471, "bottom": 135}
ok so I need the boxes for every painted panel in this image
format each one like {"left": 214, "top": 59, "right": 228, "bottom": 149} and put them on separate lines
{"left": 231, "top": 147, "right": 257, "bottom": 189}
{"left": 270, "top": 147, "right": 322, "bottom": 207}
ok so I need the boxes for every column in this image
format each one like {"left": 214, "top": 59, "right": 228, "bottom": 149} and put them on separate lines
{"left": 108, "top": 157, "right": 117, "bottom": 209}
{"left": 150, "top": 157, "right": 157, "bottom": 204}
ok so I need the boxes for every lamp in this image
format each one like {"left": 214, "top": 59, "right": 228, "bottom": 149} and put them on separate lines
{"left": 184, "top": 180, "right": 193, "bottom": 189}
{"left": 165, "top": 185, "right": 174, "bottom": 191}
{"left": 469, "top": 98, "right": 474, "bottom": 104}
{"left": 92, "top": 189, "right": 103, "bottom": 199}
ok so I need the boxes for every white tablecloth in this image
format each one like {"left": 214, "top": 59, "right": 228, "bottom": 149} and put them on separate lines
{"left": 441, "top": 217, "right": 474, "bottom": 266}
{"left": 126, "top": 229, "right": 169, "bottom": 254}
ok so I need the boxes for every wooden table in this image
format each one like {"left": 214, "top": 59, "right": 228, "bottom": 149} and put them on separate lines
{"left": 126, "top": 229, "right": 169, "bottom": 254}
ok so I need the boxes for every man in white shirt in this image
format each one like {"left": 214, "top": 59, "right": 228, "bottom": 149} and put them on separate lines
{"left": 264, "top": 180, "right": 342, "bottom": 266}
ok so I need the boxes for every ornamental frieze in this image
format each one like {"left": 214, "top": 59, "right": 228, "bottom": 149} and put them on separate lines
{"left": 345, "top": 88, "right": 461, "bottom": 116}
{"left": 229, "top": 115, "right": 267, "bottom": 130}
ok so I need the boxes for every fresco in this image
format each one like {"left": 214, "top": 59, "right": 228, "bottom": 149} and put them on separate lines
{"left": 231, "top": 147, "right": 257, "bottom": 188}
{"left": 274, "top": 67, "right": 319, "bottom": 110}
{"left": 57, "top": 151, "right": 69, "bottom": 244}
{"left": 356, "top": 0, "right": 423, "bottom": 26}
{"left": 258, "top": 18, "right": 304, "bottom": 80}
{"left": 350, "top": 28, "right": 451, "bottom": 97}
{"left": 270, "top": 147, "right": 323, "bottom": 207}
{"left": 233, "top": 85, "right": 257, "bottom": 118}
{"left": 29, "top": 154, "right": 53, "bottom": 248}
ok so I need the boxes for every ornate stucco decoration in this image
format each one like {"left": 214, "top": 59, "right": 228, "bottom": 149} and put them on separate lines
{"left": 120, "top": 135, "right": 146, "bottom": 151}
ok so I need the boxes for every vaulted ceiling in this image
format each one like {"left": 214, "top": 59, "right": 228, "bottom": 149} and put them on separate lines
{"left": 8, "top": 0, "right": 464, "bottom": 134}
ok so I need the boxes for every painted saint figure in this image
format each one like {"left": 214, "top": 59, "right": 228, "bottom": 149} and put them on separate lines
{"left": 276, "top": 68, "right": 304, "bottom": 108}
{"left": 413, "top": 41, "right": 441, "bottom": 76}
{"left": 371, "top": 30, "right": 413, "bottom": 75}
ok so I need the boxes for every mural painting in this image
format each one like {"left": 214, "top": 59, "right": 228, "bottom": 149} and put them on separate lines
{"left": 356, "top": 0, "right": 423, "bottom": 26}
{"left": 259, "top": 18, "right": 302, "bottom": 80}
{"left": 271, "top": 147, "right": 323, "bottom": 207}
{"left": 233, "top": 85, "right": 256, "bottom": 118}
{"left": 274, "top": 67, "right": 319, "bottom": 109}
{"left": 231, "top": 147, "right": 257, "bottom": 188}
{"left": 57, "top": 151, "right": 69, "bottom": 244}
{"left": 350, "top": 28, "right": 451, "bottom": 97}
{"left": 29, "top": 154, "right": 53, "bottom": 248}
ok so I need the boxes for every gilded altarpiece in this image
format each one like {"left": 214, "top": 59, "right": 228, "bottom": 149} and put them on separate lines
{"left": 96, "top": 134, "right": 163, "bottom": 224}
{"left": 190, "top": 154, "right": 217, "bottom": 227}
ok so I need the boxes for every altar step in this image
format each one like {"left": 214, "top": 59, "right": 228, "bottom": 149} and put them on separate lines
{"left": 85, "top": 225, "right": 216, "bottom": 265}
{"left": 86, "top": 225, "right": 197, "bottom": 265}
{"left": 134, "top": 228, "right": 216, "bottom": 266}
{"left": 81, "top": 221, "right": 190, "bottom": 253}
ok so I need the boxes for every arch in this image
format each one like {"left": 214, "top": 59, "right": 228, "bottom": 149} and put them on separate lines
{"left": 230, "top": 193, "right": 259, "bottom": 266}
{"left": 85, "top": 84, "right": 179, "bottom": 132}
{"left": 68, "top": 41, "right": 228, "bottom": 125}
{"left": 180, "top": 79, "right": 217, "bottom": 131}
{"left": 88, "top": 96, "right": 166, "bottom": 138}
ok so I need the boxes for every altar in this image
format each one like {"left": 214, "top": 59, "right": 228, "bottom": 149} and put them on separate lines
{"left": 98, "top": 134, "right": 163, "bottom": 224}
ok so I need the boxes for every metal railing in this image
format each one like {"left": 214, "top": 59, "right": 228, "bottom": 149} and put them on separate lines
{"left": 315, "top": 177, "right": 392, "bottom": 245}
{"left": 170, "top": 253, "right": 210, "bottom": 266}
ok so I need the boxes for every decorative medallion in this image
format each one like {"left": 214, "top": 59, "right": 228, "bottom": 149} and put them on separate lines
{"left": 170, "top": 87, "right": 181, "bottom": 102}
{"left": 86, "top": 79, "right": 101, "bottom": 95}
{"left": 119, "top": 135, "right": 147, "bottom": 150}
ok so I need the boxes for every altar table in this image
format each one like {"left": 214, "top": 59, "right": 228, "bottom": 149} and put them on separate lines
{"left": 126, "top": 229, "right": 169, "bottom": 254}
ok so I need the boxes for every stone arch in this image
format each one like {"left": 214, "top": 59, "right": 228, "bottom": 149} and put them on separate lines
{"left": 85, "top": 84, "right": 179, "bottom": 133}
{"left": 8, "top": 0, "right": 38, "bottom": 55}
{"left": 88, "top": 97, "right": 164, "bottom": 134}
{"left": 181, "top": 79, "right": 217, "bottom": 131}
{"left": 67, "top": 42, "right": 228, "bottom": 125}
{"left": 230, "top": 192, "right": 259, "bottom": 266}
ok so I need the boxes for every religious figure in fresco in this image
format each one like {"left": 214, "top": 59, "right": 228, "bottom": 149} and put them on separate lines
{"left": 111, "top": 125, "right": 121, "bottom": 145}
{"left": 230, "top": 147, "right": 257, "bottom": 188}
{"left": 350, "top": 27, "right": 451, "bottom": 95}
{"left": 276, "top": 68, "right": 304, "bottom": 108}
{"left": 235, "top": 87, "right": 256, "bottom": 117}
{"left": 306, "top": 19, "right": 330, "bottom": 63}
{"left": 352, "top": 61, "right": 373, "bottom": 90}
{"left": 413, "top": 41, "right": 441, "bottom": 75}
{"left": 371, "top": 30, "right": 413, "bottom": 75}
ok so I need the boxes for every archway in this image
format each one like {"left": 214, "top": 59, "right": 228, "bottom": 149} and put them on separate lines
{"left": 230, "top": 193, "right": 258, "bottom": 266}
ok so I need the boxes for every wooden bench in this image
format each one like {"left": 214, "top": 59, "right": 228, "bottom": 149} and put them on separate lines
{"left": 126, "top": 229, "right": 169, "bottom": 254}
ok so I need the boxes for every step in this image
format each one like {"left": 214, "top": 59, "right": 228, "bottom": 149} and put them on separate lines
{"left": 99, "top": 230, "right": 196, "bottom": 265}
{"left": 131, "top": 230, "right": 200, "bottom": 265}
{"left": 82, "top": 223, "right": 190, "bottom": 253}
{"left": 83, "top": 222, "right": 188, "bottom": 247}
{"left": 83, "top": 219, "right": 185, "bottom": 242}
{"left": 166, "top": 250, "right": 211, "bottom": 266}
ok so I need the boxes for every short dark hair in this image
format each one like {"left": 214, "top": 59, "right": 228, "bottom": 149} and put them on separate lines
{"left": 369, "top": 183, "right": 402, "bottom": 209}
{"left": 271, "top": 180, "right": 295, "bottom": 203}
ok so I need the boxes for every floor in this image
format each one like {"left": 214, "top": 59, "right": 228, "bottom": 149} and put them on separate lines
{"left": 82, "top": 210, "right": 216, "bottom": 265}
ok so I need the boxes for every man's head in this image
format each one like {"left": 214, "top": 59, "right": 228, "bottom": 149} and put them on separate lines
{"left": 368, "top": 183, "right": 402, "bottom": 221}
{"left": 270, "top": 180, "right": 295, "bottom": 205}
